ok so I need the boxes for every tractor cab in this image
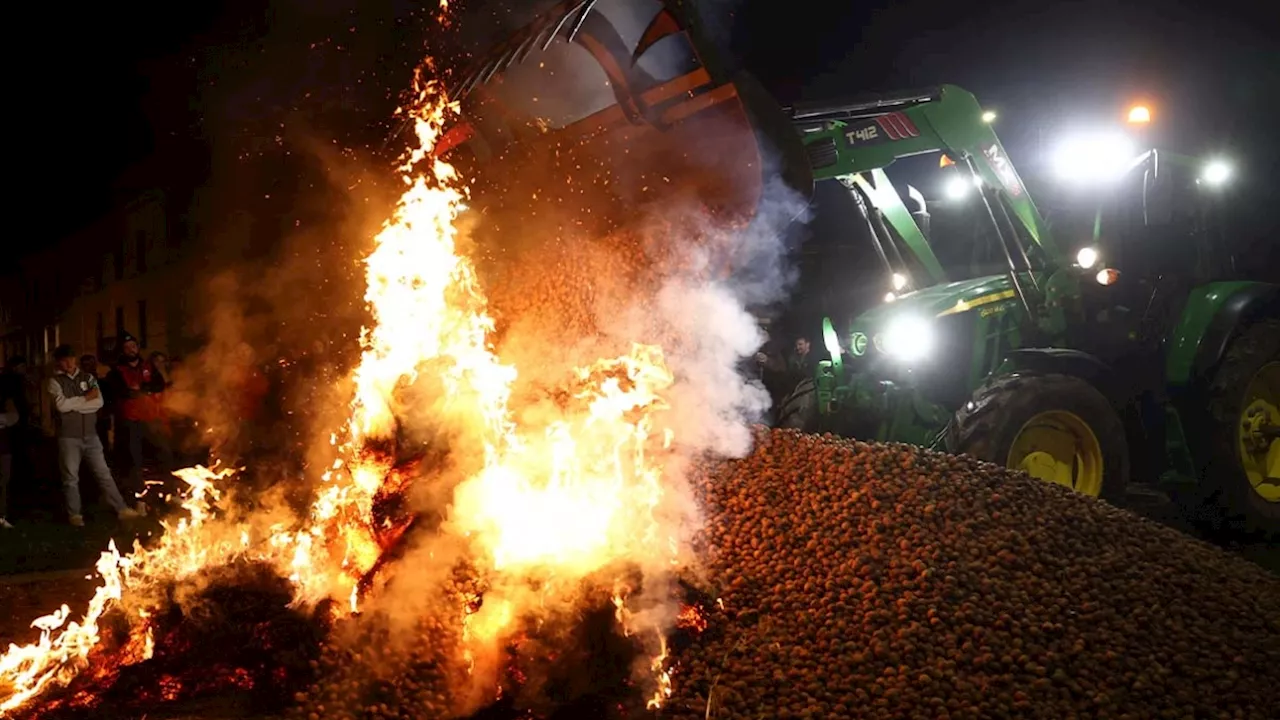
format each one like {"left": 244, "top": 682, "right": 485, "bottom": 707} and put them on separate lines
{"left": 1068, "top": 152, "right": 1240, "bottom": 369}
{"left": 1088, "top": 151, "right": 1238, "bottom": 282}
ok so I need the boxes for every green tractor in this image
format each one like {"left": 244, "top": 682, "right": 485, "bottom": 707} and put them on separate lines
{"left": 436, "top": 0, "right": 1278, "bottom": 533}
{"left": 774, "top": 90, "right": 1279, "bottom": 535}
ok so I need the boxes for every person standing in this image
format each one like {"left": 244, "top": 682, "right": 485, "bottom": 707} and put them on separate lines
{"left": 106, "top": 333, "right": 172, "bottom": 513}
{"left": 0, "top": 391, "right": 17, "bottom": 529}
{"left": 754, "top": 334, "right": 789, "bottom": 419}
{"left": 1, "top": 356, "right": 32, "bottom": 509}
{"left": 47, "top": 345, "right": 140, "bottom": 526}
{"left": 147, "top": 351, "right": 175, "bottom": 474}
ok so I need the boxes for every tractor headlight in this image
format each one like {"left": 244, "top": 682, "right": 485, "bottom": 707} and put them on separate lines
{"left": 1200, "top": 159, "right": 1232, "bottom": 186}
{"left": 1076, "top": 246, "right": 1099, "bottom": 269}
{"left": 878, "top": 316, "right": 935, "bottom": 364}
{"left": 944, "top": 174, "right": 982, "bottom": 201}
{"left": 1051, "top": 131, "right": 1136, "bottom": 184}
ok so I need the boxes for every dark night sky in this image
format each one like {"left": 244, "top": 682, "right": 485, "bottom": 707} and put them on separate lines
{"left": 13, "top": 0, "right": 1279, "bottom": 263}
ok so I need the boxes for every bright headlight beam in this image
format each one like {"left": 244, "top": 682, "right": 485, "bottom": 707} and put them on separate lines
{"left": 1051, "top": 132, "right": 1136, "bottom": 184}
{"left": 1201, "top": 160, "right": 1232, "bottom": 186}
{"left": 944, "top": 176, "right": 971, "bottom": 200}
{"left": 1076, "top": 247, "right": 1099, "bottom": 269}
{"left": 943, "top": 174, "right": 981, "bottom": 201}
{"left": 879, "top": 316, "right": 935, "bottom": 364}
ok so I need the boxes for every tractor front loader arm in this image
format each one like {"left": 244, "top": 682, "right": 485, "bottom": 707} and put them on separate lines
{"left": 796, "top": 85, "right": 1061, "bottom": 269}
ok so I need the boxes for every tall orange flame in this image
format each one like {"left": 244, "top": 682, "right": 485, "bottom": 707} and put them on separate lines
{"left": 2, "top": 47, "right": 685, "bottom": 715}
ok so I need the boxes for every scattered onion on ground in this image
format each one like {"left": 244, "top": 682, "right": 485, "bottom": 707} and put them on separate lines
{"left": 662, "top": 429, "right": 1280, "bottom": 719}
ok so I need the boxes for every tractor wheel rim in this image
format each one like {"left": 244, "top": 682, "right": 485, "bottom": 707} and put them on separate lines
{"left": 1006, "top": 410, "right": 1105, "bottom": 497}
{"left": 1238, "top": 361, "right": 1280, "bottom": 504}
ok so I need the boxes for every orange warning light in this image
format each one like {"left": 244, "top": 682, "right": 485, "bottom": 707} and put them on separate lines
{"left": 1127, "top": 105, "right": 1152, "bottom": 125}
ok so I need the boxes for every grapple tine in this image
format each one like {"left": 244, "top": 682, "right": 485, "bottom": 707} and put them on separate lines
{"left": 454, "top": 57, "right": 489, "bottom": 98}
{"left": 544, "top": 0, "right": 594, "bottom": 50}
{"left": 478, "top": 55, "right": 504, "bottom": 85}
{"left": 563, "top": 1, "right": 598, "bottom": 44}
{"left": 514, "top": 21, "right": 552, "bottom": 63}
{"left": 454, "top": 73, "right": 476, "bottom": 99}
{"left": 508, "top": 9, "right": 557, "bottom": 66}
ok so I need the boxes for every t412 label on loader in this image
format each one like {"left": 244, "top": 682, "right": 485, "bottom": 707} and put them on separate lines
{"left": 844, "top": 112, "right": 920, "bottom": 147}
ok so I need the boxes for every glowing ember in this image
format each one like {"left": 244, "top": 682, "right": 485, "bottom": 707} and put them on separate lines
{"left": 676, "top": 604, "right": 709, "bottom": 634}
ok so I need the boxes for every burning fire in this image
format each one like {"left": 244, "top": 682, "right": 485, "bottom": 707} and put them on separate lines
{"left": 2, "top": 29, "right": 687, "bottom": 718}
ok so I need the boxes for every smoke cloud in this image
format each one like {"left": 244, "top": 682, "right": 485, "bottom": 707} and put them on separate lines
{"left": 163, "top": 140, "right": 391, "bottom": 481}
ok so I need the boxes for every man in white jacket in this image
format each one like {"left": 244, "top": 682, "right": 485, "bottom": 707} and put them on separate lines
{"left": 47, "top": 345, "right": 140, "bottom": 526}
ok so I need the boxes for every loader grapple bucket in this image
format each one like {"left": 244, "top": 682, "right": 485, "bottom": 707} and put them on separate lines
{"left": 438, "top": 0, "right": 809, "bottom": 241}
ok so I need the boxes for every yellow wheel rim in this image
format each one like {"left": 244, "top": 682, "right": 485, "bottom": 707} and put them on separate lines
{"left": 1007, "top": 410, "right": 1105, "bottom": 497}
{"left": 1238, "top": 361, "right": 1280, "bottom": 504}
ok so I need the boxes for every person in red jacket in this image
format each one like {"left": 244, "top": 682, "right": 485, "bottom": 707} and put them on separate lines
{"left": 105, "top": 333, "right": 173, "bottom": 513}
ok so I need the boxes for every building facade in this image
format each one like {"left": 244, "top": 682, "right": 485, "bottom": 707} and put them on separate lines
{"left": 1, "top": 189, "right": 200, "bottom": 433}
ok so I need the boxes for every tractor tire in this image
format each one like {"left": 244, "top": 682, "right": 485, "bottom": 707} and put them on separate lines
{"left": 775, "top": 378, "right": 818, "bottom": 432}
{"left": 1203, "top": 319, "right": 1280, "bottom": 537}
{"left": 946, "top": 373, "right": 1129, "bottom": 502}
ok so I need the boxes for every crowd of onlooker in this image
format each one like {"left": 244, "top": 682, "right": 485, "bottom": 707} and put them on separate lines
{"left": 0, "top": 332, "right": 197, "bottom": 529}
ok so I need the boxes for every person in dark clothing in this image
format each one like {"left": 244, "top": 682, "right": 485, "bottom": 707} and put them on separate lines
{"left": 786, "top": 336, "right": 819, "bottom": 389}
{"left": 1, "top": 387, "right": 17, "bottom": 528}
{"left": 1, "top": 356, "right": 31, "bottom": 425}
{"left": 1, "top": 356, "right": 32, "bottom": 525}
{"left": 105, "top": 333, "right": 172, "bottom": 514}
{"left": 753, "top": 336, "right": 790, "bottom": 412}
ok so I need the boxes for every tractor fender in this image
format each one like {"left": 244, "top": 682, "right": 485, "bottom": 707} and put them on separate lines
{"left": 1188, "top": 284, "right": 1280, "bottom": 391}
{"left": 1171, "top": 283, "right": 1278, "bottom": 477}
{"left": 996, "top": 348, "right": 1160, "bottom": 482}
{"left": 999, "top": 348, "right": 1119, "bottom": 400}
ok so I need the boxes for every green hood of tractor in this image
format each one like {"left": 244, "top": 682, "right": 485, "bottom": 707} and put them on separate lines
{"left": 858, "top": 275, "right": 1016, "bottom": 325}
{"left": 835, "top": 274, "right": 1018, "bottom": 361}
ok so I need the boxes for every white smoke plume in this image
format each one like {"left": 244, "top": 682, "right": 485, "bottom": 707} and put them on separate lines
{"left": 608, "top": 170, "right": 810, "bottom": 460}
